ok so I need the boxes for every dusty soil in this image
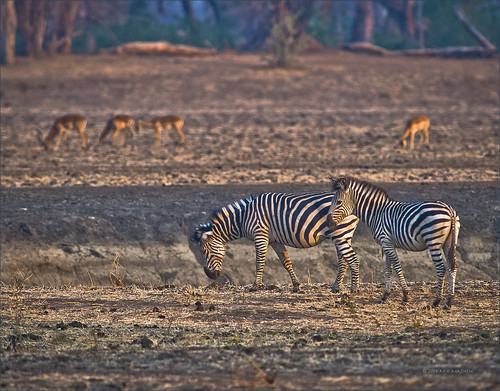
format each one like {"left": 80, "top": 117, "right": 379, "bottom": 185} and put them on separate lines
{"left": 1, "top": 51, "right": 499, "bottom": 390}
{"left": 2, "top": 282, "right": 499, "bottom": 390}
{"left": 1, "top": 52, "right": 498, "bottom": 187}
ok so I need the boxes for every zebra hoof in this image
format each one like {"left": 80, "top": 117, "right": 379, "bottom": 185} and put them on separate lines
{"left": 431, "top": 299, "right": 441, "bottom": 308}
{"left": 331, "top": 286, "right": 340, "bottom": 293}
{"left": 378, "top": 291, "right": 389, "bottom": 304}
{"left": 443, "top": 298, "right": 453, "bottom": 310}
{"left": 292, "top": 285, "right": 302, "bottom": 293}
{"left": 249, "top": 284, "right": 262, "bottom": 292}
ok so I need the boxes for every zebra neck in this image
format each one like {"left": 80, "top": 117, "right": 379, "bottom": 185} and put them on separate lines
{"left": 212, "top": 198, "right": 251, "bottom": 242}
{"left": 352, "top": 186, "right": 391, "bottom": 228}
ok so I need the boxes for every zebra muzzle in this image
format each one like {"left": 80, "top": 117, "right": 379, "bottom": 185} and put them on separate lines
{"left": 327, "top": 214, "right": 337, "bottom": 230}
{"left": 204, "top": 267, "right": 220, "bottom": 280}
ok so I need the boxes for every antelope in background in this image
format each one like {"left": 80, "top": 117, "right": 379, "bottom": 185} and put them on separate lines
{"left": 95, "top": 114, "right": 135, "bottom": 149}
{"left": 36, "top": 114, "right": 89, "bottom": 151}
{"left": 400, "top": 116, "right": 430, "bottom": 150}
{"left": 136, "top": 115, "right": 185, "bottom": 147}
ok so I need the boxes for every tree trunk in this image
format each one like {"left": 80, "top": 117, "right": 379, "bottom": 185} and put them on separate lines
{"left": 322, "top": 0, "right": 332, "bottom": 25}
{"left": 404, "top": 0, "right": 415, "bottom": 37}
{"left": 1, "top": 0, "right": 17, "bottom": 65}
{"left": 416, "top": 0, "right": 424, "bottom": 48}
{"left": 47, "top": 1, "right": 79, "bottom": 54}
{"left": 351, "top": 1, "right": 374, "bottom": 42}
{"left": 59, "top": 2, "right": 79, "bottom": 54}
{"left": 383, "top": 0, "right": 417, "bottom": 41}
{"left": 286, "top": 0, "right": 315, "bottom": 41}
{"left": 15, "top": 0, "right": 49, "bottom": 57}
{"left": 181, "top": 0, "right": 198, "bottom": 31}
{"left": 333, "top": 2, "right": 344, "bottom": 44}
{"left": 207, "top": 0, "right": 221, "bottom": 24}
{"left": 16, "top": 1, "right": 34, "bottom": 56}
{"left": 31, "top": 1, "right": 47, "bottom": 56}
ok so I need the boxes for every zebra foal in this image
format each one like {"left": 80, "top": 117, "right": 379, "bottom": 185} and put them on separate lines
{"left": 327, "top": 176, "right": 460, "bottom": 309}
{"left": 191, "top": 192, "right": 361, "bottom": 293}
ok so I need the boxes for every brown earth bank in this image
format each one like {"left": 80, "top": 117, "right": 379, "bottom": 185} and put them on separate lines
{"left": 1, "top": 181, "right": 499, "bottom": 288}
{"left": 1, "top": 282, "right": 499, "bottom": 391}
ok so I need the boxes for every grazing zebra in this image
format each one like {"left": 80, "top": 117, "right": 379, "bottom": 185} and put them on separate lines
{"left": 190, "top": 192, "right": 361, "bottom": 293}
{"left": 327, "top": 176, "right": 460, "bottom": 309}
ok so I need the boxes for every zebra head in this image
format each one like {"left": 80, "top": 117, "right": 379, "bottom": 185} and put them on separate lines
{"left": 327, "top": 176, "right": 355, "bottom": 230}
{"left": 190, "top": 223, "right": 225, "bottom": 280}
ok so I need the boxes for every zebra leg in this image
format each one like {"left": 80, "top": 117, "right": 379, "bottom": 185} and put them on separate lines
{"left": 333, "top": 240, "right": 360, "bottom": 293}
{"left": 378, "top": 253, "right": 393, "bottom": 303}
{"left": 380, "top": 244, "right": 409, "bottom": 304}
{"left": 332, "top": 253, "right": 348, "bottom": 293}
{"left": 270, "top": 243, "right": 301, "bottom": 292}
{"left": 428, "top": 245, "right": 447, "bottom": 308}
{"left": 444, "top": 265, "right": 457, "bottom": 310}
{"left": 443, "top": 216, "right": 459, "bottom": 310}
{"left": 391, "top": 257, "right": 410, "bottom": 304}
{"left": 249, "top": 234, "right": 269, "bottom": 292}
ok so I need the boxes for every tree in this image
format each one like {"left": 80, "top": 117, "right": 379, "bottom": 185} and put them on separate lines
{"left": 268, "top": 0, "right": 315, "bottom": 66}
{"left": 380, "top": 0, "right": 418, "bottom": 42}
{"left": 351, "top": 1, "right": 374, "bottom": 42}
{"left": 1, "top": 0, "right": 17, "bottom": 64}
{"left": 47, "top": 1, "right": 80, "bottom": 54}
{"left": 15, "top": 0, "right": 48, "bottom": 56}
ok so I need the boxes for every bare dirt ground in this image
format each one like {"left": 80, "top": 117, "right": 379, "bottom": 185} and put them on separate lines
{"left": 1, "top": 282, "right": 499, "bottom": 390}
{"left": 1, "top": 51, "right": 499, "bottom": 390}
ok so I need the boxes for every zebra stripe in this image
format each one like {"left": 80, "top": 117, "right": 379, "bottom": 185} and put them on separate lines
{"left": 328, "top": 176, "right": 460, "bottom": 309}
{"left": 191, "top": 192, "right": 361, "bottom": 293}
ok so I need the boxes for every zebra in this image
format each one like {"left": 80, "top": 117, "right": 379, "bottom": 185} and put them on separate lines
{"left": 190, "top": 192, "right": 361, "bottom": 293}
{"left": 327, "top": 176, "right": 460, "bottom": 309}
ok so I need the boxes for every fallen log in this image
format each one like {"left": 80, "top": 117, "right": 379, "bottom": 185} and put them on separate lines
{"left": 402, "top": 46, "right": 497, "bottom": 58}
{"left": 101, "top": 41, "right": 217, "bottom": 56}
{"left": 342, "top": 41, "right": 394, "bottom": 56}
{"left": 342, "top": 41, "right": 497, "bottom": 58}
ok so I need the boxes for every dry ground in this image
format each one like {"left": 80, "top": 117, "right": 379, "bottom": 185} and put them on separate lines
{"left": 1, "top": 282, "right": 499, "bottom": 390}
{"left": 1, "top": 52, "right": 498, "bottom": 187}
{"left": 1, "top": 51, "right": 499, "bottom": 390}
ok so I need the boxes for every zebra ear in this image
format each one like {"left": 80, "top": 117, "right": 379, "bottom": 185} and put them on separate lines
{"left": 336, "top": 176, "right": 350, "bottom": 191}
{"left": 330, "top": 176, "right": 347, "bottom": 192}
{"left": 190, "top": 224, "right": 212, "bottom": 243}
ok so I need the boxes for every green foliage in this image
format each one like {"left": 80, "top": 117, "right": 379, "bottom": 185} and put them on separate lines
{"left": 424, "top": 1, "right": 500, "bottom": 49}
{"left": 306, "top": 15, "right": 339, "bottom": 48}
{"left": 69, "top": 1, "right": 499, "bottom": 55}
{"left": 374, "top": 32, "right": 418, "bottom": 51}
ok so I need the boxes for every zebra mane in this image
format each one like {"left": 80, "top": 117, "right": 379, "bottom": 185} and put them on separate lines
{"left": 330, "top": 175, "right": 391, "bottom": 199}
{"left": 210, "top": 195, "right": 256, "bottom": 221}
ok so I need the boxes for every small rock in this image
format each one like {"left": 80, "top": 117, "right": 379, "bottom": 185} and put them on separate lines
{"left": 132, "top": 337, "right": 154, "bottom": 348}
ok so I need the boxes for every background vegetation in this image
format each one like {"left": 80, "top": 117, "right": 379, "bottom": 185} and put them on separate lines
{"left": 2, "top": 0, "right": 499, "bottom": 65}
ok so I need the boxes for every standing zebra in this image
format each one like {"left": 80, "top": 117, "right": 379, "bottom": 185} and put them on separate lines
{"left": 190, "top": 192, "right": 361, "bottom": 293}
{"left": 327, "top": 176, "right": 460, "bottom": 309}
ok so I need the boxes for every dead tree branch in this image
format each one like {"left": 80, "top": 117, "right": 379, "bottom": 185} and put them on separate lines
{"left": 453, "top": 5, "right": 496, "bottom": 51}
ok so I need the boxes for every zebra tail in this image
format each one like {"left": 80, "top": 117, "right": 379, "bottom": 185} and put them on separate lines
{"left": 447, "top": 209, "right": 458, "bottom": 272}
